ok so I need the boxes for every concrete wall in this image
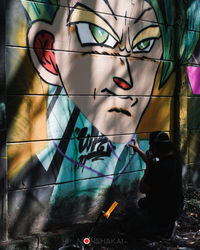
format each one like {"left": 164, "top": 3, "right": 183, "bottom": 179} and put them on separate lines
{"left": 1, "top": 0, "right": 200, "bottom": 248}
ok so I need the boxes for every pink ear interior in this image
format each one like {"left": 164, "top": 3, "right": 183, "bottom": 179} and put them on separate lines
{"left": 34, "top": 30, "right": 58, "bottom": 75}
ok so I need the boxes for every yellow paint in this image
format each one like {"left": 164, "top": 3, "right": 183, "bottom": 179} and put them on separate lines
{"left": 137, "top": 62, "right": 176, "bottom": 139}
{"left": 7, "top": 55, "right": 48, "bottom": 180}
{"left": 8, "top": 94, "right": 48, "bottom": 179}
{"left": 16, "top": 22, "right": 27, "bottom": 46}
{"left": 132, "top": 26, "right": 160, "bottom": 47}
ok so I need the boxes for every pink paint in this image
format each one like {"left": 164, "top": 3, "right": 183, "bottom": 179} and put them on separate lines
{"left": 187, "top": 65, "right": 200, "bottom": 95}
{"left": 187, "top": 54, "right": 200, "bottom": 95}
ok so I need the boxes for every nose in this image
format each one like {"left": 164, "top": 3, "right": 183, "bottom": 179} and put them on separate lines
{"left": 113, "top": 77, "right": 132, "bottom": 90}
{"left": 119, "top": 32, "right": 132, "bottom": 53}
{"left": 113, "top": 58, "right": 133, "bottom": 90}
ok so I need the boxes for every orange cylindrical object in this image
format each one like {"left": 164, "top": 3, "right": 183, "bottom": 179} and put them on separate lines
{"left": 104, "top": 201, "right": 118, "bottom": 219}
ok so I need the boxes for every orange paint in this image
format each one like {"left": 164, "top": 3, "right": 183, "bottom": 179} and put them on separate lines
{"left": 70, "top": 25, "right": 76, "bottom": 33}
{"left": 104, "top": 201, "right": 118, "bottom": 219}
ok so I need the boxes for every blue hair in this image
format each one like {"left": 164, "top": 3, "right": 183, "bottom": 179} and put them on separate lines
{"left": 146, "top": 0, "right": 200, "bottom": 88}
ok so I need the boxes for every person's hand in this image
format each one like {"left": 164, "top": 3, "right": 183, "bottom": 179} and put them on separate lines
{"left": 129, "top": 139, "right": 140, "bottom": 152}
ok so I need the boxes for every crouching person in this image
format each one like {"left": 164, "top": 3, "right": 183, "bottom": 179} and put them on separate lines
{"left": 126, "top": 131, "right": 184, "bottom": 238}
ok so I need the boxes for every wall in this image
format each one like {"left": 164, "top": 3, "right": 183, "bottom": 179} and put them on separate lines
{"left": 1, "top": 0, "right": 200, "bottom": 247}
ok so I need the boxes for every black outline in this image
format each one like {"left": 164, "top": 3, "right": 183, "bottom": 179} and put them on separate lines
{"left": 47, "top": 86, "right": 63, "bottom": 119}
{"left": 120, "top": 58, "right": 125, "bottom": 65}
{"left": 131, "top": 98, "right": 138, "bottom": 107}
{"left": 134, "top": 7, "right": 152, "bottom": 24}
{"left": 128, "top": 27, "right": 131, "bottom": 52}
{"left": 125, "top": 58, "right": 134, "bottom": 88}
{"left": 101, "top": 88, "right": 133, "bottom": 101}
{"left": 119, "top": 33, "right": 124, "bottom": 52}
{"left": 125, "top": 11, "right": 127, "bottom": 26}
{"left": 34, "top": 2, "right": 41, "bottom": 15}
{"left": 108, "top": 108, "right": 131, "bottom": 117}
{"left": 103, "top": 0, "right": 117, "bottom": 20}
{"left": 93, "top": 88, "right": 96, "bottom": 100}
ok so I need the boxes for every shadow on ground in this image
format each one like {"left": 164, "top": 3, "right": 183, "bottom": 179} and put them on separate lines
{"left": 56, "top": 186, "right": 200, "bottom": 250}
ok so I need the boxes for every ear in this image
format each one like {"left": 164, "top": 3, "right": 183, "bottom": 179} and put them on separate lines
{"left": 27, "top": 21, "right": 61, "bottom": 86}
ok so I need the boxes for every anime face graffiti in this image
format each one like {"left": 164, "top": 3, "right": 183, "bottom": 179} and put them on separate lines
{"left": 28, "top": 0, "right": 163, "bottom": 143}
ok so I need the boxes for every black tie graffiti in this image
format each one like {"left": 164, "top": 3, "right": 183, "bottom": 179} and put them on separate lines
{"left": 75, "top": 126, "right": 114, "bottom": 165}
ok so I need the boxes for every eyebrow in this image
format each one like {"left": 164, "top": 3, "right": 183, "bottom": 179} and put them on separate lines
{"left": 104, "top": 0, "right": 117, "bottom": 20}
{"left": 132, "top": 26, "right": 160, "bottom": 47}
{"left": 134, "top": 7, "right": 152, "bottom": 24}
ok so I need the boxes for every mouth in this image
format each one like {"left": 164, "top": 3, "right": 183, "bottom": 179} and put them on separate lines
{"left": 101, "top": 88, "right": 138, "bottom": 108}
{"left": 108, "top": 108, "right": 131, "bottom": 117}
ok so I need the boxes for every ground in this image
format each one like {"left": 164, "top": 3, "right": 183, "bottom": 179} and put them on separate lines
{"left": 1, "top": 186, "right": 199, "bottom": 249}
{"left": 64, "top": 185, "right": 200, "bottom": 250}
{"left": 129, "top": 186, "right": 200, "bottom": 250}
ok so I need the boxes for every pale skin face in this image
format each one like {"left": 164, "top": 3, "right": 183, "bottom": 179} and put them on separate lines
{"left": 30, "top": 0, "right": 163, "bottom": 143}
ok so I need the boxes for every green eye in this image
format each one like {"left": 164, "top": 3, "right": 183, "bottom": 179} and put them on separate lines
{"left": 132, "top": 38, "right": 155, "bottom": 53}
{"left": 89, "top": 24, "right": 109, "bottom": 44}
{"left": 137, "top": 40, "right": 150, "bottom": 50}
{"left": 75, "top": 23, "right": 118, "bottom": 48}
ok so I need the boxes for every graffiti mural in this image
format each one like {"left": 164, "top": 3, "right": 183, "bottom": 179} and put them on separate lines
{"left": 3, "top": 0, "right": 200, "bottom": 237}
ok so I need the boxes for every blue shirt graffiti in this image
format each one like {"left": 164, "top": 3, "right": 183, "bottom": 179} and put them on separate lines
{"left": 37, "top": 86, "right": 147, "bottom": 203}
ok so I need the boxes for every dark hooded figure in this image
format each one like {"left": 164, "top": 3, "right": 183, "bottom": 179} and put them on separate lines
{"left": 127, "top": 131, "right": 184, "bottom": 238}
